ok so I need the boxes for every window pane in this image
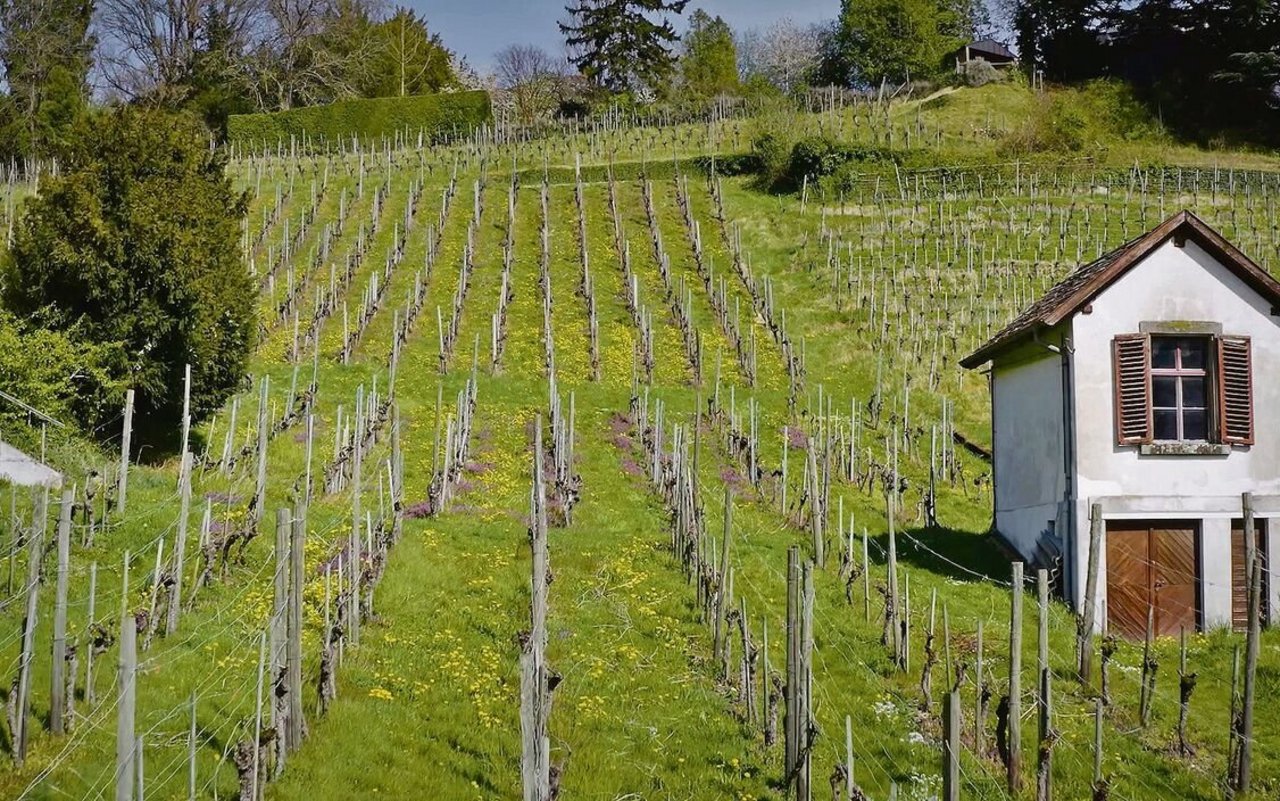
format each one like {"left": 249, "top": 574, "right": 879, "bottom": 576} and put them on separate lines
{"left": 1183, "top": 409, "right": 1208, "bottom": 441}
{"left": 1152, "top": 338, "right": 1177, "bottom": 369}
{"left": 1179, "top": 339, "right": 1206, "bottom": 369}
{"left": 1152, "top": 376, "right": 1177, "bottom": 408}
{"left": 1182, "top": 376, "right": 1206, "bottom": 408}
{"left": 1154, "top": 409, "right": 1178, "bottom": 440}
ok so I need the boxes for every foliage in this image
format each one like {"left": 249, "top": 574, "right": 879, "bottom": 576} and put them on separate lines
{"left": 998, "top": 79, "right": 1168, "bottom": 157}
{"left": 226, "top": 90, "right": 493, "bottom": 147}
{"left": 679, "top": 10, "right": 739, "bottom": 99}
{"left": 826, "top": 0, "right": 973, "bottom": 86}
{"left": 0, "top": 311, "right": 125, "bottom": 442}
{"left": 363, "top": 8, "right": 457, "bottom": 98}
{"left": 5, "top": 108, "right": 256, "bottom": 434}
{"left": 561, "top": 0, "right": 690, "bottom": 93}
{"left": 0, "top": 0, "right": 93, "bottom": 163}
{"left": 958, "top": 57, "right": 1004, "bottom": 87}
{"left": 751, "top": 132, "right": 794, "bottom": 187}
{"left": 788, "top": 136, "right": 898, "bottom": 184}
{"left": 1014, "top": 0, "right": 1280, "bottom": 144}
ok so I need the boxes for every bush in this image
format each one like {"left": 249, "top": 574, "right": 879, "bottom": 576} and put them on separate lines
{"left": 787, "top": 136, "right": 898, "bottom": 185}
{"left": 6, "top": 107, "right": 257, "bottom": 440}
{"left": 226, "top": 90, "right": 492, "bottom": 149}
{"left": 752, "top": 132, "right": 792, "bottom": 186}
{"left": 998, "top": 95, "right": 1087, "bottom": 155}
{"left": 958, "top": 59, "right": 1005, "bottom": 88}
{"left": 0, "top": 312, "right": 125, "bottom": 444}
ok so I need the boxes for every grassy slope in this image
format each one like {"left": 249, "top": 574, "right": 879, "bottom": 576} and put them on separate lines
{"left": 0, "top": 82, "right": 1277, "bottom": 799}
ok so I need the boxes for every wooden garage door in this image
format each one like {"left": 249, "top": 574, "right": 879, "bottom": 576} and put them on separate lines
{"left": 1106, "top": 521, "right": 1200, "bottom": 638}
{"left": 1231, "top": 520, "right": 1269, "bottom": 631}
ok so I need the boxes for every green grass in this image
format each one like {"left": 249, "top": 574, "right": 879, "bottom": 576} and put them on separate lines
{"left": 0, "top": 87, "right": 1278, "bottom": 800}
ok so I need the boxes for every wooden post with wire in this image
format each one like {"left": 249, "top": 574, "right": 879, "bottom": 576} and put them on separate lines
{"left": 14, "top": 488, "right": 47, "bottom": 765}
{"left": 116, "top": 550, "right": 136, "bottom": 801}
{"left": 51, "top": 488, "right": 73, "bottom": 735}
{"left": 1077, "top": 503, "right": 1103, "bottom": 683}
{"left": 943, "top": 691, "right": 961, "bottom": 801}
{"left": 118, "top": 389, "right": 134, "bottom": 515}
{"left": 1006, "top": 561, "right": 1024, "bottom": 794}
{"left": 1236, "top": 490, "right": 1260, "bottom": 793}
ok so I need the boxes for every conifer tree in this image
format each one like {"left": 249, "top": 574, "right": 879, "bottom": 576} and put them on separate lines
{"left": 561, "top": 0, "right": 690, "bottom": 93}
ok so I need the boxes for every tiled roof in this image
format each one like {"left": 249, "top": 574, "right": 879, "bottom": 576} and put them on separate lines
{"left": 961, "top": 211, "right": 1280, "bottom": 368}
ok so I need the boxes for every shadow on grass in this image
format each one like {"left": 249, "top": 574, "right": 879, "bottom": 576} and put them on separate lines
{"left": 868, "top": 524, "right": 1008, "bottom": 584}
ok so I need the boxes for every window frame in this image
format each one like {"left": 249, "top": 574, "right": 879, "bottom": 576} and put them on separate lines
{"left": 1113, "top": 322, "right": 1252, "bottom": 452}
{"left": 1149, "top": 336, "right": 1211, "bottom": 443}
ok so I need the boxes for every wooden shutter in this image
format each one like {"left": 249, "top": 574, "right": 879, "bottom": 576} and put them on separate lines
{"left": 1217, "top": 336, "right": 1254, "bottom": 445}
{"left": 1113, "top": 334, "right": 1151, "bottom": 445}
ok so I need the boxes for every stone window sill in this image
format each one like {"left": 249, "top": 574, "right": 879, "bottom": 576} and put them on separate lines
{"left": 1139, "top": 442, "right": 1232, "bottom": 456}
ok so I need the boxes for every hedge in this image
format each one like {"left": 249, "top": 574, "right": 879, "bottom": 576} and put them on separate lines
{"left": 226, "top": 91, "right": 492, "bottom": 150}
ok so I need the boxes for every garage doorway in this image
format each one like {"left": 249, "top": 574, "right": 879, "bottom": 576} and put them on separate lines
{"left": 1106, "top": 520, "right": 1200, "bottom": 638}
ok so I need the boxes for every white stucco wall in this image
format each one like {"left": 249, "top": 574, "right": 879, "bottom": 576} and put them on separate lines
{"left": 1069, "top": 237, "right": 1280, "bottom": 629}
{"left": 992, "top": 345, "right": 1066, "bottom": 561}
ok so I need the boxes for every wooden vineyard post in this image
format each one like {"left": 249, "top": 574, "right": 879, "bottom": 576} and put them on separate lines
{"left": 251, "top": 630, "right": 266, "bottom": 801}
{"left": 800, "top": 560, "right": 814, "bottom": 801}
{"left": 180, "top": 363, "right": 192, "bottom": 466}
{"left": 86, "top": 561, "right": 98, "bottom": 707}
{"left": 1176, "top": 628, "right": 1196, "bottom": 757}
{"left": 288, "top": 505, "right": 306, "bottom": 752}
{"left": 168, "top": 452, "right": 193, "bottom": 635}
{"left": 14, "top": 488, "right": 47, "bottom": 765}
{"left": 785, "top": 546, "right": 799, "bottom": 781}
{"left": 119, "top": 389, "right": 134, "bottom": 515}
{"left": 51, "top": 488, "right": 73, "bottom": 735}
{"left": 350, "top": 388, "right": 364, "bottom": 647}
{"left": 1077, "top": 503, "right": 1103, "bottom": 683}
{"left": 1037, "top": 658, "right": 1054, "bottom": 801}
{"left": 272, "top": 507, "right": 290, "bottom": 775}
{"left": 1138, "top": 605, "right": 1155, "bottom": 728}
{"left": 1007, "top": 561, "right": 1023, "bottom": 794}
{"left": 845, "top": 715, "right": 855, "bottom": 800}
{"left": 253, "top": 377, "right": 270, "bottom": 534}
{"left": 1092, "top": 699, "right": 1106, "bottom": 799}
{"left": 116, "top": 551, "right": 136, "bottom": 801}
{"left": 522, "top": 418, "right": 554, "bottom": 801}
{"left": 1237, "top": 490, "right": 1260, "bottom": 793}
{"left": 189, "top": 692, "right": 198, "bottom": 801}
{"left": 974, "top": 620, "right": 985, "bottom": 758}
{"left": 943, "top": 691, "right": 960, "bottom": 801}
{"left": 714, "top": 487, "right": 732, "bottom": 674}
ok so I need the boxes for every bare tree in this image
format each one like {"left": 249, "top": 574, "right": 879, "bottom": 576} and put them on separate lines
{"left": 246, "top": 0, "right": 385, "bottom": 110}
{"left": 737, "top": 18, "right": 824, "bottom": 93}
{"left": 495, "top": 44, "right": 559, "bottom": 124}
{"left": 94, "top": 0, "right": 266, "bottom": 102}
{"left": 95, "top": 0, "right": 203, "bottom": 101}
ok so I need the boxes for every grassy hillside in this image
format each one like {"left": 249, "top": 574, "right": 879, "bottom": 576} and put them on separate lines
{"left": 0, "top": 83, "right": 1277, "bottom": 800}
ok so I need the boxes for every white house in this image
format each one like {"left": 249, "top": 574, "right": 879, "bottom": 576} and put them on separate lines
{"left": 962, "top": 211, "right": 1278, "bottom": 637}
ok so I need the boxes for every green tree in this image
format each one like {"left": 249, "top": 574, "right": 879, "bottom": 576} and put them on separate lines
{"left": 561, "top": 0, "right": 690, "bottom": 93}
{"left": 0, "top": 0, "right": 93, "bottom": 161}
{"left": 0, "top": 312, "right": 124, "bottom": 444}
{"left": 365, "top": 7, "right": 457, "bottom": 97}
{"left": 828, "top": 0, "right": 968, "bottom": 85}
{"left": 5, "top": 108, "right": 257, "bottom": 436}
{"left": 680, "top": 9, "right": 738, "bottom": 98}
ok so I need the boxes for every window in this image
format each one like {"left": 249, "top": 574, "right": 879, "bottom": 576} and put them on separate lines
{"left": 1150, "top": 338, "right": 1208, "bottom": 441}
{"left": 1113, "top": 331, "right": 1254, "bottom": 447}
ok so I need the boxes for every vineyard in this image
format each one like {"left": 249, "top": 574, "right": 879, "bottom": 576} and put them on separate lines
{"left": 1, "top": 85, "right": 1279, "bottom": 801}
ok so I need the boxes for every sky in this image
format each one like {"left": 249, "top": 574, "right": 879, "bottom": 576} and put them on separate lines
{"left": 409, "top": 0, "right": 839, "bottom": 72}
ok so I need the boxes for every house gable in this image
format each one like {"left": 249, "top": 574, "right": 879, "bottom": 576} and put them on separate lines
{"left": 961, "top": 211, "right": 1280, "bottom": 369}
